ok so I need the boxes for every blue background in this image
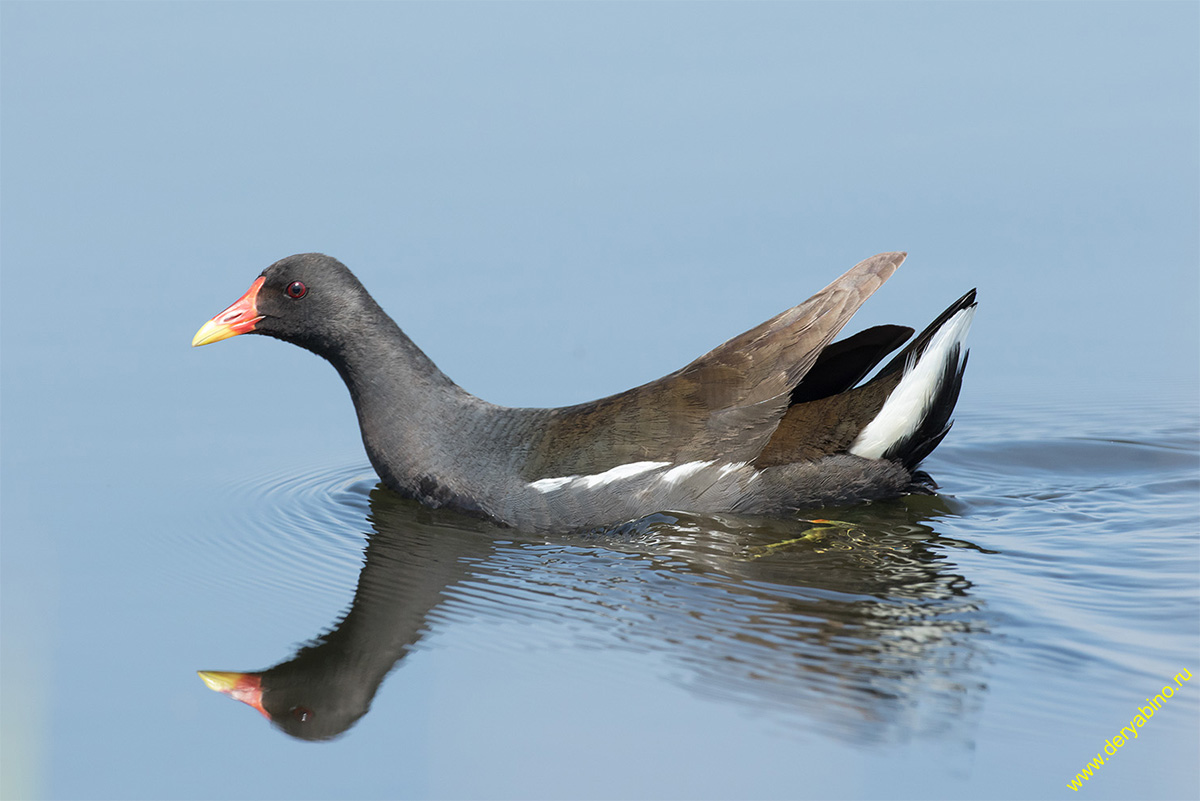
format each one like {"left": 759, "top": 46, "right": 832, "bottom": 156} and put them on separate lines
{"left": 2, "top": 2, "right": 1197, "bottom": 799}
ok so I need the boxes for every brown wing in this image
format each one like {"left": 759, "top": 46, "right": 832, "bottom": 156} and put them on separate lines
{"left": 755, "top": 286, "right": 978, "bottom": 468}
{"left": 754, "top": 378, "right": 897, "bottom": 466}
{"left": 519, "top": 252, "right": 905, "bottom": 479}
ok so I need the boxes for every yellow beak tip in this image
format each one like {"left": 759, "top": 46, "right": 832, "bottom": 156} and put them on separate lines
{"left": 197, "top": 670, "right": 240, "bottom": 692}
{"left": 191, "top": 320, "right": 234, "bottom": 348}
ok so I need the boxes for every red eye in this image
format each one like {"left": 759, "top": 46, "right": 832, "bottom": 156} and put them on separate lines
{"left": 290, "top": 706, "right": 313, "bottom": 723}
{"left": 286, "top": 281, "right": 307, "bottom": 299}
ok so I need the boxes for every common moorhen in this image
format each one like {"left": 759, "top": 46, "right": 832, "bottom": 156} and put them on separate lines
{"left": 193, "top": 252, "right": 975, "bottom": 532}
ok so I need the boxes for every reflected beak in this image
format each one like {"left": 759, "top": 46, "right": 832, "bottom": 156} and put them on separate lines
{"left": 197, "top": 670, "right": 269, "bottom": 719}
{"left": 192, "top": 276, "right": 266, "bottom": 347}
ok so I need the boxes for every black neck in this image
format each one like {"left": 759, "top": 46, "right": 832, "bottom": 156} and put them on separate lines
{"left": 316, "top": 308, "right": 497, "bottom": 512}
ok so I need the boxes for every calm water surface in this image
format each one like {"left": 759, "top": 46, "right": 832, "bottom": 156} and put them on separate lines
{"left": 4, "top": 4, "right": 1197, "bottom": 798}
{"left": 108, "top": 388, "right": 1194, "bottom": 799}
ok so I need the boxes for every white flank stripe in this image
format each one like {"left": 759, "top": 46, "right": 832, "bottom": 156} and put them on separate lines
{"left": 660, "top": 460, "right": 714, "bottom": 486}
{"left": 849, "top": 306, "right": 975, "bottom": 459}
{"left": 579, "top": 460, "right": 670, "bottom": 488}
{"left": 529, "top": 476, "right": 575, "bottom": 493}
{"left": 529, "top": 461, "right": 670, "bottom": 493}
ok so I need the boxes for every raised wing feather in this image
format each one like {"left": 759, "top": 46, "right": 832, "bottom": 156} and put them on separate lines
{"left": 519, "top": 252, "right": 905, "bottom": 479}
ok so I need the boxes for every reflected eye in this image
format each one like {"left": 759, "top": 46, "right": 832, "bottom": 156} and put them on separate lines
{"left": 286, "top": 281, "right": 307, "bottom": 299}
{"left": 290, "top": 706, "right": 313, "bottom": 723}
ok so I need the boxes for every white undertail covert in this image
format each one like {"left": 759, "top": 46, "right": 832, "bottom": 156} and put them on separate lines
{"left": 849, "top": 305, "right": 976, "bottom": 459}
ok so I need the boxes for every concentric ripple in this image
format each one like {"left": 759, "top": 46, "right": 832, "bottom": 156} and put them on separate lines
{"left": 176, "top": 389, "right": 1197, "bottom": 748}
{"left": 181, "top": 461, "right": 379, "bottom": 604}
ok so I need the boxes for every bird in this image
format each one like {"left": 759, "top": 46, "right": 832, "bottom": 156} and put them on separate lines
{"left": 192, "top": 252, "right": 975, "bottom": 533}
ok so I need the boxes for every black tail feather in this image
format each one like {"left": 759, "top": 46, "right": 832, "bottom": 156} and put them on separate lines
{"left": 884, "top": 345, "right": 970, "bottom": 469}
{"left": 790, "top": 324, "right": 913, "bottom": 405}
{"left": 871, "top": 288, "right": 977, "bottom": 384}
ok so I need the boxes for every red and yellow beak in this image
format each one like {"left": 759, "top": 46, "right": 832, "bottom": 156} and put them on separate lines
{"left": 191, "top": 276, "right": 266, "bottom": 347}
{"left": 197, "top": 670, "right": 270, "bottom": 719}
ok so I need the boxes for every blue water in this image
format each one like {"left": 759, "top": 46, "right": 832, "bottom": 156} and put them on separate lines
{"left": 3, "top": 3, "right": 1197, "bottom": 800}
{"left": 11, "top": 388, "right": 1195, "bottom": 799}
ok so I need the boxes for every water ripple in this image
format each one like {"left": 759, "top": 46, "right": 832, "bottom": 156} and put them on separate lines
{"left": 185, "top": 393, "right": 1197, "bottom": 749}
{"left": 180, "top": 462, "right": 376, "bottom": 604}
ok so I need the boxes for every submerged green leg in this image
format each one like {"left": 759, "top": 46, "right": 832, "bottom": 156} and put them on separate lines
{"left": 748, "top": 519, "right": 858, "bottom": 558}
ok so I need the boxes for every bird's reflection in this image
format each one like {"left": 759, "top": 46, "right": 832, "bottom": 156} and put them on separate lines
{"left": 200, "top": 487, "right": 991, "bottom": 741}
